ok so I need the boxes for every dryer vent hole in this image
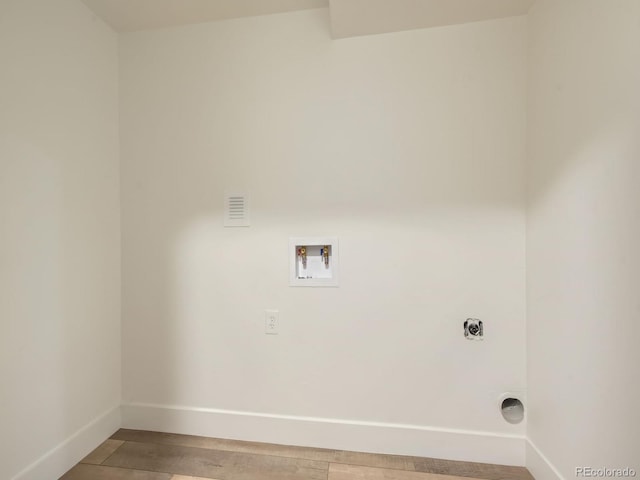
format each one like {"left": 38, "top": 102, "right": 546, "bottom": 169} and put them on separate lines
{"left": 501, "top": 398, "right": 524, "bottom": 424}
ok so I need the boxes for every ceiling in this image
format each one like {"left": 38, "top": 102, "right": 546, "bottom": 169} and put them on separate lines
{"left": 80, "top": 0, "right": 535, "bottom": 37}
{"left": 329, "top": 0, "right": 536, "bottom": 39}
{"left": 80, "top": 0, "right": 329, "bottom": 32}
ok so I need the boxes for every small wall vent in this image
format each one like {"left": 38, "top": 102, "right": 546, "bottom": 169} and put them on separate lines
{"left": 224, "top": 192, "right": 249, "bottom": 227}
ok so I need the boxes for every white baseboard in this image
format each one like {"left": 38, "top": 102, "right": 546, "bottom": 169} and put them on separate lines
{"left": 10, "top": 405, "right": 121, "bottom": 480}
{"left": 526, "top": 439, "right": 565, "bottom": 480}
{"left": 122, "top": 403, "right": 526, "bottom": 466}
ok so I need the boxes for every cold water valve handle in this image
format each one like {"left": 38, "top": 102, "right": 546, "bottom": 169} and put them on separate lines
{"left": 322, "top": 245, "right": 330, "bottom": 267}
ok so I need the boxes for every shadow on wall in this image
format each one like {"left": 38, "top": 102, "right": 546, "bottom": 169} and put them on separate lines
{"left": 526, "top": 0, "right": 640, "bottom": 471}
{"left": 0, "top": 136, "right": 70, "bottom": 478}
{"left": 122, "top": 172, "right": 527, "bottom": 431}
{"left": 526, "top": 98, "right": 640, "bottom": 476}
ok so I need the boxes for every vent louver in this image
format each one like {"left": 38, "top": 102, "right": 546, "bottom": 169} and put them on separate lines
{"left": 224, "top": 192, "right": 249, "bottom": 227}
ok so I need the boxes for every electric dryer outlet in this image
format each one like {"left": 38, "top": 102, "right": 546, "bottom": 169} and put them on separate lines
{"left": 464, "top": 318, "right": 483, "bottom": 340}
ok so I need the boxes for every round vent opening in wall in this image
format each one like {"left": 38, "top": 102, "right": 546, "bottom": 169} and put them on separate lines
{"left": 500, "top": 397, "right": 525, "bottom": 424}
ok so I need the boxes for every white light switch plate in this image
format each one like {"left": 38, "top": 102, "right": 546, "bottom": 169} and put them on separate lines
{"left": 265, "top": 310, "right": 279, "bottom": 335}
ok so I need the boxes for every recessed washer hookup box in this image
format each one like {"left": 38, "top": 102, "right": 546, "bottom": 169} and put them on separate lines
{"left": 289, "top": 237, "right": 339, "bottom": 287}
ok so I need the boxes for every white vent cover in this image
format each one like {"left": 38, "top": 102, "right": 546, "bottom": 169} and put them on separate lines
{"left": 224, "top": 192, "right": 249, "bottom": 227}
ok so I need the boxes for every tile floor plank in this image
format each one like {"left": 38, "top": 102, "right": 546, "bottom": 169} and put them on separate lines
{"left": 80, "top": 439, "right": 125, "bottom": 465}
{"left": 327, "top": 450, "right": 415, "bottom": 471}
{"left": 89, "top": 429, "right": 537, "bottom": 480}
{"left": 328, "top": 463, "right": 472, "bottom": 480}
{"left": 172, "top": 476, "right": 220, "bottom": 480}
{"left": 112, "top": 429, "right": 415, "bottom": 470}
{"left": 60, "top": 463, "right": 172, "bottom": 480}
{"left": 414, "top": 458, "right": 534, "bottom": 480}
{"left": 103, "top": 441, "right": 329, "bottom": 480}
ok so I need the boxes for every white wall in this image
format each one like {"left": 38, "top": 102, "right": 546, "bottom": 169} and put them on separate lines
{"left": 0, "top": 0, "right": 121, "bottom": 478}
{"left": 526, "top": 1, "right": 640, "bottom": 478}
{"left": 120, "top": 9, "right": 528, "bottom": 463}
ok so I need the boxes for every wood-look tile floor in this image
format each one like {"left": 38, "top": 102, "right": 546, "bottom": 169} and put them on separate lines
{"left": 60, "top": 429, "right": 534, "bottom": 480}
